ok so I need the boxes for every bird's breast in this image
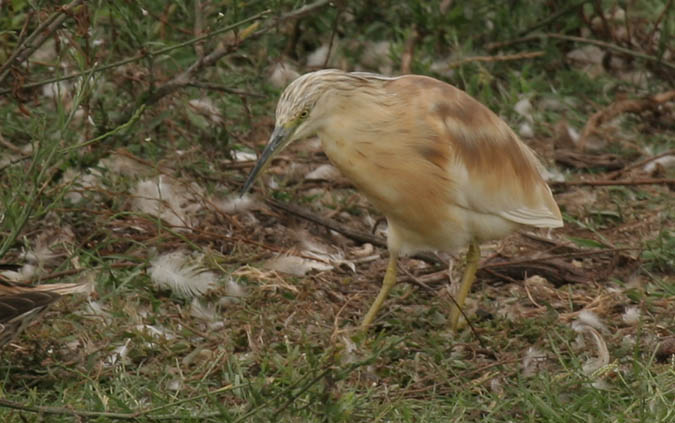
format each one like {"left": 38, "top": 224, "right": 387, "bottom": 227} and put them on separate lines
{"left": 318, "top": 128, "right": 488, "bottom": 254}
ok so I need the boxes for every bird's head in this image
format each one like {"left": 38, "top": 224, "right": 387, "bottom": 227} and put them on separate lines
{"left": 240, "top": 69, "right": 352, "bottom": 195}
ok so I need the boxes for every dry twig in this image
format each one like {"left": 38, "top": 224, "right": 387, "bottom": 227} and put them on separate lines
{"left": 646, "top": 0, "right": 674, "bottom": 50}
{"left": 486, "top": 33, "right": 675, "bottom": 71}
{"left": 265, "top": 199, "right": 445, "bottom": 266}
{"left": 579, "top": 90, "right": 675, "bottom": 149}
{"left": 401, "top": 25, "right": 420, "bottom": 74}
{"left": 194, "top": 0, "right": 205, "bottom": 58}
{"left": 0, "top": 384, "right": 241, "bottom": 420}
{"left": 0, "top": 8, "right": 270, "bottom": 96}
{"left": 605, "top": 149, "right": 675, "bottom": 179}
{"left": 0, "top": 0, "right": 86, "bottom": 84}
{"left": 442, "top": 51, "right": 544, "bottom": 70}
{"left": 115, "top": 0, "right": 332, "bottom": 126}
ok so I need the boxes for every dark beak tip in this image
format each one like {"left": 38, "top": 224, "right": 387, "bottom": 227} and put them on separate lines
{"left": 238, "top": 125, "right": 288, "bottom": 199}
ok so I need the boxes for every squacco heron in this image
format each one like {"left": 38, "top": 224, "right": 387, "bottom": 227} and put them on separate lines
{"left": 241, "top": 69, "right": 563, "bottom": 331}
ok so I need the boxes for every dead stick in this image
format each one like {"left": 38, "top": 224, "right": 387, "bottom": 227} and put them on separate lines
{"left": 1, "top": 262, "right": 137, "bottom": 285}
{"left": 547, "top": 33, "right": 675, "bottom": 70}
{"left": 401, "top": 25, "right": 420, "bottom": 74}
{"left": 516, "top": 0, "right": 589, "bottom": 37}
{"left": 0, "top": 0, "right": 85, "bottom": 83}
{"left": 117, "top": 0, "right": 332, "bottom": 124}
{"left": 481, "top": 247, "right": 637, "bottom": 269}
{"left": 486, "top": 33, "right": 675, "bottom": 71}
{"left": 187, "top": 82, "right": 264, "bottom": 97}
{"left": 0, "top": 399, "right": 143, "bottom": 420}
{"left": 646, "top": 0, "right": 674, "bottom": 49}
{"left": 0, "top": 7, "right": 270, "bottom": 96}
{"left": 443, "top": 51, "right": 544, "bottom": 70}
{"left": 605, "top": 149, "right": 675, "bottom": 180}
{"left": 194, "top": 0, "right": 204, "bottom": 58}
{"left": 265, "top": 199, "right": 445, "bottom": 266}
{"left": 579, "top": 90, "right": 675, "bottom": 149}
{"left": 266, "top": 199, "right": 385, "bottom": 247}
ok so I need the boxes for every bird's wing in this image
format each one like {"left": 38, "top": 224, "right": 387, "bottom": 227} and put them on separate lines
{"left": 499, "top": 204, "right": 564, "bottom": 228}
{"left": 0, "top": 291, "right": 61, "bottom": 347}
{"left": 394, "top": 75, "right": 563, "bottom": 229}
{"left": 0, "top": 291, "right": 61, "bottom": 323}
{"left": 0, "top": 280, "right": 91, "bottom": 347}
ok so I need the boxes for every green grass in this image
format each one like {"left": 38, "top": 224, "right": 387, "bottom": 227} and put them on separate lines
{"left": 1, "top": 0, "right": 674, "bottom": 421}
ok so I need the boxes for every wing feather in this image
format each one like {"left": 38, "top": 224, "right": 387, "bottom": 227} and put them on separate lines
{"left": 499, "top": 207, "right": 564, "bottom": 228}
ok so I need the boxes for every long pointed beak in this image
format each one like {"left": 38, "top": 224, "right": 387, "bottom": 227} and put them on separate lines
{"left": 240, "top": 126, "right": 290, "bottom": 195}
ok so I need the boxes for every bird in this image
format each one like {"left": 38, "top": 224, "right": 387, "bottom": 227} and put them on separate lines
{"left": 0, "top": 279, "right": 89, "bottom": 347}
{"left": 241, "top": 69, "right": 563, "bottom": 331}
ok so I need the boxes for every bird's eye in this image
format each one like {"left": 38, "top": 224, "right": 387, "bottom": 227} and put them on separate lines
{"left": 299, "top": 109, "right": 309, "bottom": 119}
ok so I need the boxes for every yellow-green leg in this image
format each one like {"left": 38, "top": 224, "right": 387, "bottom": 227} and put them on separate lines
{"left": 360, "top": 253, "right": 398, "bottom": 330}
{"left": 448, "top": 241, "right": 480, "bottom": 331}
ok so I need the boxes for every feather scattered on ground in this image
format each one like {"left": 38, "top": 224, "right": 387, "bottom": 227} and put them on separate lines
{"left": 622, "top": 307, "right": 640, "bottom": 325}
{"left": 522, "top": 347, "right": 549, "bottom": 377}
{"left": 131, "top": 176, "right": 203, "bottom": 229}
{"left": 269, "top": 62, "right": 300, "bottom": 89}
{"left": 190, "top": 299, "right": 224, "bottom": 330}
{"left": 106, "top": 338, "right": 131, "bottom": 367}
{"left": 572, "top": 311, "right": 610, "bottom": 376}
{"left": 644, "top": 155, "right": 675, "bottom": 173}
{"left": 305, "top": 164, "right": 340, "bottom": 181}
{"left": 212, "top": 194, "right": 258, "bottom": 214}
{"left": 514, "top": 97, "right": 534, "bottom": 123}
{"left": 188, "top": 98, "right": 222, "bottom": 124}
{"left": 265, "top": 255, "right": 333, "bottom": 277}
{"left": 149, "top": 251, "right": 218, "bottom": 298}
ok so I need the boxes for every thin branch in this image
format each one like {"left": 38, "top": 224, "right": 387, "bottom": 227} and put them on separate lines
{"left": 515, "top": 0, "right": 590, "bottom": 37}
{"left": 442, "top": 51, "right": 544, "bottom": 70}
{"left": 485, "top": 35, "right": 541, "bottom": 51}
{"left": 399, "top": 265, "right": 486, "bottom": 349}
{"left": 0, "top": 399, "right": 139, "bottom": 420}
{"left": 0, "top": 262, "right": 137, "bottom": 285}
{"left": 591, "top": 0, "right": 613, "bottom": 41}
{"left": 270, "top": 368, "right": 333, "bottom": 419}
{"left": 1, "top": 0, "right": 334, "bottom": 97}
{"left": 401, "top": 25, "right": 420, "bottom": 74}
{"left": 131, "top": 27, "right": 262, "bottom": 113}
{"left": 485, "top": 33, "right": 675, "bottom": 71}
{"left": 0, "top": 133, "right": 23, "bottom": 153}
{"left": 322, "top": 4, "right": 341, "bottom": 68}
{"left": 0, "top": 9, "right": 270, "bottom": 96}
{"left": 265, "top": 199, "right": 446, "bottom": 266}
{"left": 605, "top": 149, "right": 675, "bottom": 180}
{"left": 579, "top": 90, "right": 675, "bottom": 149}
{"left": 14, "top": 10, "right": 34, "bottom": 58}
{"left": 194, "top": 0, "right": 205, "bottom": 58}
{"left": 623, "top": 2, "right": 633, "bottom": 48}
{"left": 279, "top": 0, "right": 332, "bottom": 20}
{"left": 646, "top": 0, "right": 674, "bottom": 50}
{"left": 0, "top": 384, "right": 243, "bottom": 420}
{"left": 187, "top": 81, "right": 264, "bottom": 97}
{"left": 545, "top": 33, "right": 675, "bottom": 70}
{"left": 481, "top": 248, "right": 638, "bottom": 269}
{"left": 267, "top": 199, "right": 385, "bottom": 248}
{"left": 61, "top": 104, "right": 146, "bottom": 153}
{"left": 118, "top": 0, "right": 332, "bottom": 124}
{"left": 0, "top": 0, "right": 85, "bottom": 84}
